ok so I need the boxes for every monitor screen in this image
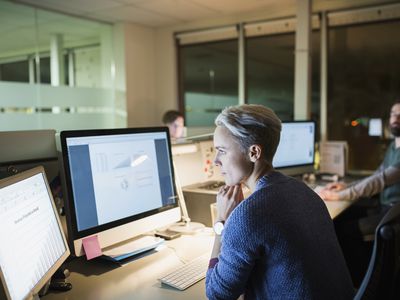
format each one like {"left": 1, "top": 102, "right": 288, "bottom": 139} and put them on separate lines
{"left": 0, "top": 166, "right": 69, "bottom": 300}
{"left": 273, "top": 121, "right": 315, "bottom": 175}
{"left": 60, "top": 127, "right": 181, "bottom": 256}
{"left": 368, "top": 118, "right": 382, "bottom": 137}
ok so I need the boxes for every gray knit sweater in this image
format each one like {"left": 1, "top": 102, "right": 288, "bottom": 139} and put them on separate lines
{"left": 206, "top": 171, "right": 354, "bottom": 300}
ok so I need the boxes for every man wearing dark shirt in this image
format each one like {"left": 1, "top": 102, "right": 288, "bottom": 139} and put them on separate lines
{"left": 319, "top": 100, "right": 400, "bottom": 285}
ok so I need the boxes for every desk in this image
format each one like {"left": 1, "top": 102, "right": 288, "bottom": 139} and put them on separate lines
{"left": 45, "top": 172, "right": 363, "bottom": 300}
{"left": 323, "top": 200, "right": 352, "bottom": 219}
{"left": 44, "top": 234, "right": 213, "bottom": 300}
{"left": 317, "top": 173, "right": 367, "bottom": 219}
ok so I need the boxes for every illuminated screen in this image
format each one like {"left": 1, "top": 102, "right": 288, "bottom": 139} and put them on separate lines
{"left": 273, "top": 121, "right": 315, "bottom": 171}
{"left": 0, "top": 168, "right": 69, "bottom": 300}
{"left": 60, "top": 127, "right": 180, "bottom": 256}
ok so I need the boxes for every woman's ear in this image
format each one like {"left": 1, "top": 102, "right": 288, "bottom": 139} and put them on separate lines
{"left": 248, "top": 144, "right": 262, "bottom": 162}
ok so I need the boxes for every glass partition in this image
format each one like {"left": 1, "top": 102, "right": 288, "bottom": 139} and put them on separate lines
{"left": 0, "top": 1, "right": 124, "bottom": 131}
{"left": 328, "top": 20, "right": 400, "bottom": 170}
{"left": 178, "top": 40, "right": 238, "bottom": 127}
{"left": 246, "top": 31, "right": 320, "bottom": 128}
{"left": 178, "top": 28, "right": 321, "bottom": 134}
{"left": 246, "top": 33, "right": 295, "bottom": 121}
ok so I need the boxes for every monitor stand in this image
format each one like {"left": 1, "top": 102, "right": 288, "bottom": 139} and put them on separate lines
{"left": 35, "top": 280, "right": 51, "bottom": 299}
{"left": 168, "top": 219, "right": 205, "bottom": 234}
{"left": 101, "top": 235, "right": 165, "bottom": 262}
{"left": 33, "top": 293, "right": 41, "bottom": 300}
{"left": 171, "top": 164, "right": 206, "bottom": 234}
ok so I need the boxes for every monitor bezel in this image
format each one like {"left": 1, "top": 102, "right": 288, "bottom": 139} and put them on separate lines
{"left": 273, "top": 120, "right": 316, "bottom": 171}
{"left": 0, "top": 166, "right": 70, "bottom": 300}
{"left": 60, "top": 127, "right": 179, "bottom": 242}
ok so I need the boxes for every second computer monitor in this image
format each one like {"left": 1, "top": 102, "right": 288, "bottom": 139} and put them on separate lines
{"left": 273, "top": 121, "right": 316, "bottom": 176}
{"left": 60, "top": 127, "right": 181, "bottom": 256}
{"left": 0, "top": 166, "right": 70, "bottom": 300}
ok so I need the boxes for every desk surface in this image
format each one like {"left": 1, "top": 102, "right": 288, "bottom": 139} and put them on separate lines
{"left": 306, "top": 173, "right": 366, "bottom": 219}
{"left": 44, "top": 177, "right": 358, "bottom": 300}
{"left": 324, "top": 200, "right": 352, "bottom": 219}
{"left": 44, "top": 234, "right": 213, "bottom": 300}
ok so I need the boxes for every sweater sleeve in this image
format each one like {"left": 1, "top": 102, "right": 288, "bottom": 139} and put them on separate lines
{"left": 337, "top": 165, "right": 400, "bottom": 201}
{"left": 205, "top": 206, "right": 258, "bottom": 300}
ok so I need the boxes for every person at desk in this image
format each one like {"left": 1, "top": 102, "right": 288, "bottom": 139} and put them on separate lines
{"left": 206, "top": 104, "right": 354, "bottom": 300}
{"left": 319, "top": 101, "right": 400, "bottom": 227}
{"left": 318, "top": 100, "right": 400, "bottom": 285}
{"left": 162, "top": 110, "right": 185, "bottom": 139}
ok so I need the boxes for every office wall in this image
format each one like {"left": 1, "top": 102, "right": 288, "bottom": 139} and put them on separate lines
{"left": 154, "top": 28, "right": 178, "bottom": 125}
{"left": 122, "top": 23, "right": 157, "bottom": 127}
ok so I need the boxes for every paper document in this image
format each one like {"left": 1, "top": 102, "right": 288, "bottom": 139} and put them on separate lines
{"left": 319, "top": 141, "right": 348, "bottom": 177}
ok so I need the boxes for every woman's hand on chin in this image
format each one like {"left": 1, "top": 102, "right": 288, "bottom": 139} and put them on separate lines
{"left": 216, "top": 184, "right": 244, "bottom": 222}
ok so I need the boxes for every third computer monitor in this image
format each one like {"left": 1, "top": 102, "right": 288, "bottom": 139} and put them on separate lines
{"left": 273, "top": 121, "right": 316, "bottom": 176}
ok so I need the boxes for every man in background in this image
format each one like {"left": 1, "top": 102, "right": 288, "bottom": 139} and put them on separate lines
{"left": 162, "top": 110, "right": 185, "bottom": 139}
{"left": 318, "top": 99, "right": 400, "bottom": 285}
{"left": 319, "top": 100, "right": 400, "bottom": 221}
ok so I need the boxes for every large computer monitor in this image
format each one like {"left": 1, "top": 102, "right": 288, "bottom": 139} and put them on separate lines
{"left": 273, "top": 121, "right": 316, "bottom": 176}
{"left": 0, "top": 166, "right": 70, "bottom": 300}
{"left": 59, "top": 127, "right": 181, "bottom": 257}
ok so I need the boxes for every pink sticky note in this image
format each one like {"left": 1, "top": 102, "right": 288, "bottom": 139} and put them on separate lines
{"left": 82, "top": 235, "right": 102, "bottom": 260}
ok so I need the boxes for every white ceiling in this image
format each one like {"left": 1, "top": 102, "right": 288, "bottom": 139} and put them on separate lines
{"left": 12, "top": 0, "right": 397, "bottom": 28}
{"left": 1, "top": 0, "right": 297, "bottom": 58}
{"left": 0, "top": 0, "right": 396, "bottom": 59}
{"left": 13, "top": 0, "right": 293, "bottom": 27}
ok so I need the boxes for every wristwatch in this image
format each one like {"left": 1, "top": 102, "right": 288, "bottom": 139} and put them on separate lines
{"left": 213, "top": 221, "right": 225, "bottom": 235}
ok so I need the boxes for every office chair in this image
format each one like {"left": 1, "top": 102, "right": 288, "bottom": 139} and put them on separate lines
{"left": 354, "top": 202, "right": 400, "bottom": 300}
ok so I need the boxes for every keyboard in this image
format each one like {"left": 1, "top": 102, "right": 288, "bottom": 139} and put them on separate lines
{"left": 159, "top": 253, "right": 209, "bottom": 290}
